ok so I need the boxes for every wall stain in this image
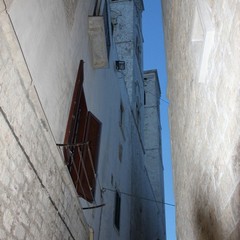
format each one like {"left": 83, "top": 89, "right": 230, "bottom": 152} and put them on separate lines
{"left": 194, "top": 193, "right": 223, "bottom": 240}
{"left": 232, "top": 139, "right": 240, "bottom": 179}
{"left": 62, "top": 0, "right": 79, "bottom": 28}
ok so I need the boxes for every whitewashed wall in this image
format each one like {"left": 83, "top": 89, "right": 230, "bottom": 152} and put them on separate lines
{"left": 1, "top": 0, "right": 137, "bottom": 239}
{"left": 0, "top": 1, "right": 90, "bottom": 238}
{"left": 0, "top": 0, "right": 165, "bottom": 239}
{"left": 8, "top": 0, "right": 96, "bottom": 143}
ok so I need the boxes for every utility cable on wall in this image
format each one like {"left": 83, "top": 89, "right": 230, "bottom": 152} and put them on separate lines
{"left": 144, "top": 90, "right": 170, "bottom": 105}
{"left": 102, "top": 187, "right": 175, "bottom": 207}
{"left": 160, "top": 98, "right": 169, "bottom": 104}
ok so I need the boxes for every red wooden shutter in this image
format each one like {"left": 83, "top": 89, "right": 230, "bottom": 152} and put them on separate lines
{"left": 63, "top": 60, "right": 88, "bottom": 190}
{"left": 68, "top": 91, "right": 88, "bottom": 193}
{"left": 63, "top": 60, "right": 102, "bottom": 202}
{"left": 64, "top": 60, "right": 84, "bottom": 152}
{"left": 78, "top": 112, "right": 102, "bottom": 202}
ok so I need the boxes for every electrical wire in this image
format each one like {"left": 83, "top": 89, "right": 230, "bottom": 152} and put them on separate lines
{"left": 102, "top": 187, "right": 175, "bottom": 207}
{"left": 82, "top": 204, "right": 106, "bottom": 210}
{"left": 144, "top": 90, "right": 170, "bottom": 105}
{"left": 160, "top": 98, "right": 169, "bottom": 104}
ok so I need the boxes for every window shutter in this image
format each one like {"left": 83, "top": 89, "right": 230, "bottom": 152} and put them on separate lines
{"left": 63, "top": 60, "right": 102, "bottom": 202}
{"left": 64, "top": 60, "right": 85, "bottom": 151}
{"left": 78, "top": 112, "right": 102, "bottom": 202}
{"left": 68, "top": 91, "right": 88, "bottom": 195}
{"left": 63, "top": 60, "right": 87, "bottom": 192}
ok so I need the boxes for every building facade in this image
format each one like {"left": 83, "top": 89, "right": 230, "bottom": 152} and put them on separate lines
{"left": 162, "top": 0, "right": 240, "bottom": 239}
{"left": 0, "top": 0, "right": 165, "bottom": 239}
{"left": 144, "top": 70, "right": 166, "bottom": 239}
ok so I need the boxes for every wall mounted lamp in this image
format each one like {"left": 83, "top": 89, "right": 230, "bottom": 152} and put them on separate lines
{"left": 115, "top": 61, "right": 125, "bottom": 71}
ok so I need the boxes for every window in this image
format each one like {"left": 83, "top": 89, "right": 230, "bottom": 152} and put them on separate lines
{"left": 119, "top": 102, "right": 125, "bottom": 139}
{"left": 136, "top": 101, "right": 140, "bottom": 126}
{"left": 63, "top": 60, "right": 102, "bottom": 203}
{"left": 118, "top": 144, "right": 123, "bottom": 162}
{"left": 114, "top": 190, "right": 121, "bottom": 231}
{"left": 119, "top": 102, "right": 124, "bottom": 128}
{"left": 135, "top": 36, "right": 141, "bottom": 62}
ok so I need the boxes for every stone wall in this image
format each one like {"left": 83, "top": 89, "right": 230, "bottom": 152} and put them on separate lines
{"left": 162, "top": 0, "right": 240, "bottom": 239}
{"left": 144, "top": 70, "right": 166, "bottom": 240}
{"left": 0, "top": 3, "right": 89, "bottom": 239}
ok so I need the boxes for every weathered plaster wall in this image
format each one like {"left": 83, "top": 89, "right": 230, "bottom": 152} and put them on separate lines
{"left": 110, "top": 0, "right": 144, "bottom": 112}
{"left": 144, "top": 70, "right": 166, "bottom": 240}
{"left": 110, "top": 0, "right": 135, "bottom": 106}
{"left": 162, "top": 0, "right": 240, "bottom": 239}
{"left": 0, "top": 3, "right": 89, "bottom": 238}
{"left": 110, "top": 2, "right": 166, "bottom": 240}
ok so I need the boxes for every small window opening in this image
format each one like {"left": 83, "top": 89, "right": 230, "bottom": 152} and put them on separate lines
{"left": 119, "top": 102, "right": 124, "bottom": 128}
{"left": 118, "top": 144, "right": 123, "bottom": 162}
{"left": 114, "top": 190, "right": 121, "bottom": 231}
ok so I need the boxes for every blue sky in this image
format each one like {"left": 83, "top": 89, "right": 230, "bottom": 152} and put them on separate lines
{"left": 142, "top": 1, "right": 176, "bottom": 239}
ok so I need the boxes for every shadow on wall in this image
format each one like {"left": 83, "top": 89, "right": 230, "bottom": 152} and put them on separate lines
{"left": 232, "top": 139, "right": 240, "bottom": 181}
{"left": 193, "top": 138, "right": 240, "bottom": 240}
{"left": 193, "top": 192, "right": 223, "bottom": 240}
